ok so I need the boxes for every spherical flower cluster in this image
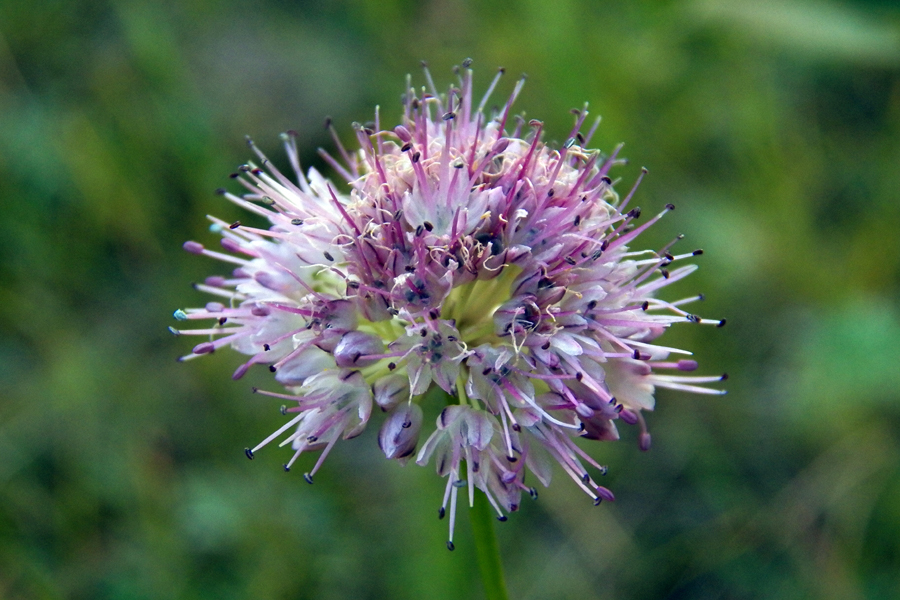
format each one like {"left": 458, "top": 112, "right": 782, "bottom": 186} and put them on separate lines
{"left": 172, "top": 62, "right": 726, "bottom": 549}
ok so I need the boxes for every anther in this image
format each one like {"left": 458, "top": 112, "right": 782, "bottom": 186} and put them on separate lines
{"left": 244, "top": 448, "right": 254, "bottom": 460}
{"left": 167, "top": 326, "right": 179, "bottom": 336}
{"left": 291, "top": 218, "right": 303, "bottom": 225}
{"left": 511, "top": 423, "right": 521, "bottom": 432}
{"left": 666, "top": 203, "right": 676, "bottom": 210}
{"left": 388, "top": 362, "right": 396, "bottom": 370}
{"left": 642, "top": 300, "right": 649, "bottom": 311}
{"left": 442, "top": 111, "right": 455, "bottom": 120}
{"left": 575, "top": 372, "right": 583, "bottom": 381}
{"left": 563, "top": 137, "right": 576, "bottom": 149}
{"left": 229, "top": 221, "right": 241, "bottom": 229}
{"left": 660, "top": 269, "right": 670, "bottom": 279}
{"left": 438, "top": 507, "right": 445, "bottom": 519}
{"left": 693, "top": 249, "right": 704, "bottom": 255}
{"left": 214, "top": 188, "right": 227, "bottom": 195}
{"left": 628, "top": 207, "right": 642, "bottom": 219}
{"left": 218, "top": 317, "right": 227, "bottom": 325}
{"left": 323, "top": 251, "right": 334, "bottom": 262}
{"left": 423, "top": 221, "right": 434, "bottom": 232}
{"left": 528, "top": 488, "right": 538, "bottom": 500}
{"left": 686, "top": 314, "right": 701, "bottom": 323}
{"left": 283, "top": 464, "right": 290, "bottom": 472}
{"left": 574, "top": 215, "right": 581, "bottom": 226}
{"left": 183, "top": 241, "right": 204, "bottom": 254}
{"left": 263, "top": 344, "right": 271, "bottom": 351}
{"left": 462, "top": 57, "right": 473, "bottom": 67}
{"left": 412, "top": 151, "right": 421, "bottom": 163}
{"left": 303, "top": 473, "right": 314, "bottom": 484}
{"left": 720, "top": 373, "right": 729, "bottom": 381}
{"left": 633, "top": 349, "right": 640, "bottom": 359}
{"left": 446, "top": 541, "right": 455, "bottom": 551}
{"left": 593, "top": 497, "right": 602, "bottom": 506}
{"left": 280, "top": 405, "right": 287, "bottom": 415}
{"left": 717, "top": 319, "right": 727, "bottom": 327}
{"left": 497, "top": 515, "right": 507, "bottom": 522}
{"left": 401, "top": 142, "right": 412, "bottom": 152}
{"left": 269, "top": 365, "right": 277, "bottom": 372}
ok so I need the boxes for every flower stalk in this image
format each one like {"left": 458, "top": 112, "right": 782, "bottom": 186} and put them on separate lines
{"left": 471, "top": 492, "right": 509, "bottom": 600}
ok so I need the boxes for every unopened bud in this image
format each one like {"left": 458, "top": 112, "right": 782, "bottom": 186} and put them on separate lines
{"left": 333, "top": 330, "right": 385, "bottom": 367}
{"left": 378, "top": 402, "right": 423, "bottom": 460}
{"left": 374, "top": 374, "right": 410, "bottom": 411}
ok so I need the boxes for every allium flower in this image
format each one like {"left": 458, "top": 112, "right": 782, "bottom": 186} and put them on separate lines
{"left": 172, "top": 61, "right": 726, "bottom": 549}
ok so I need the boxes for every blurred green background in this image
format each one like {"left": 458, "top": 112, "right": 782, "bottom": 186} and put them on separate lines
{"left": 2, "top": 0, "right": 899, "bottom": 598}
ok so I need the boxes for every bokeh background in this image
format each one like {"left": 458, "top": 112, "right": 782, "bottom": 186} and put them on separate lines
{"left": 2, "top": 0, "right": 899, "bottom": 598}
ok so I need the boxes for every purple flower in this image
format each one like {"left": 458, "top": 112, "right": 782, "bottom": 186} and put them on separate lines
{"left": 173, "top": 61, "right": 726, "bottom": 548}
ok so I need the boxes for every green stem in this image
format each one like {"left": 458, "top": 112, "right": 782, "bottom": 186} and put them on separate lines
{"left": 470, "top": 492, "right": 509, "bottom": 600}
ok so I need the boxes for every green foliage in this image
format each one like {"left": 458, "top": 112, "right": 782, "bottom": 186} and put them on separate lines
{"left": 1, "top": 0, "right": 898, "bottom": 597}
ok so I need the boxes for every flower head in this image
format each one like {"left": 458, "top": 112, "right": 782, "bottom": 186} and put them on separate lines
{"left": 173, "top": 61, "right": 726, "bottom": 548}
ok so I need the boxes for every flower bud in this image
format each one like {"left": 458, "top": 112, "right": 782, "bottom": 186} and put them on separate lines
{"left": 333, "top": 330, "right": 385, "bottom": 367}
{"left": 378, "top": 402, "right": 423, "bottom": 461}
{"left": 274, "top": 347, "right": 334, "bottom": 386}
{"left": 374, "top": 374, "right": 410, "bottom": 411}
